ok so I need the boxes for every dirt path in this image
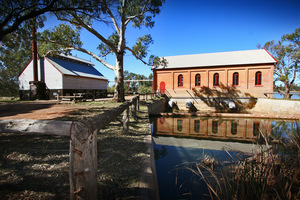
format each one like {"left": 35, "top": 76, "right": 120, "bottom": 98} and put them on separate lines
{"left": 0, "top": 101, "right": 79, "bottom": 120}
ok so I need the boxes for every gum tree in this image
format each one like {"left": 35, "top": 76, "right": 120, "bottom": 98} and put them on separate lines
{"left": 0, "top": 0, "right": 99, "bottom": 41}
{"left": 39, "top": 0, "right": 166, "bottom": 102}
{"left": 259, "top": 28, "right": 299, "bottom": 99}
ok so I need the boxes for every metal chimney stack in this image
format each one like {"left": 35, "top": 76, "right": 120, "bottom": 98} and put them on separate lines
{"left": 32, "top": 21, "right": 38, "bottom": 82}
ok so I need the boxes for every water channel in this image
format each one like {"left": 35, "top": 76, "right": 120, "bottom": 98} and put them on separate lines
{"left": 151, "top": 116, "right": 299, "bottom": 200}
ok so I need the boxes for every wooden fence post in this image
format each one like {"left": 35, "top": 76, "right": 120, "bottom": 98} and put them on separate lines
{"left": 137, "top": 95, "right": 140, "bottom": 110}
{"left": 123, "top": 107, "right": 130, "bottom": 134}
{"left": 69, "top": 120, "right": 98, "bottom": 200}
{"left": 131, "top": 98, "right": 137, "bottom": 121}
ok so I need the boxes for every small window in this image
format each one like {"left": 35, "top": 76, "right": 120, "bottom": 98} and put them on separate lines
{"left": 233, "top": 72, "right": 239, "bottom": 86}
{"left": 212, "top": 121, "right": 218, "bottom": 134}
{"left": 194, "top": 120, "right": 200, "bottom": 132}
{"left": 177, "top": 120, "right": 183, "bottom": 131}
{"left": 213, "top": 73, "right": 219, "bottom": 86}
{"left": 231, "top": 122, "right": 238, "bottom": 135}
{"left": 195, "top": 74, "right": 201, "bottom": 86}
{"left": 178, "top": 74, "right": 183, "bottom": 87}
{"left": 255, "top": 71, "right": 262, "bottom": 86}
{"left": 253, "top": 122, "right": 260, "bottom": 136}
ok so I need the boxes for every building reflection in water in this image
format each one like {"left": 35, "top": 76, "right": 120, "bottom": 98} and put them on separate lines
{"left": 152, "top": 117, "right": 273, "bottom": 143}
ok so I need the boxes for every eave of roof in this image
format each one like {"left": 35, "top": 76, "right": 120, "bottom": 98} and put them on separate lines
{"left": 155, "top": 49, "right": 277, "bottom": 70}
{"left": 46, "top": 56, "right": 107, "bottom": 80}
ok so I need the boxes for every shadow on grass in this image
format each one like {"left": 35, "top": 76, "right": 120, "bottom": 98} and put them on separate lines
{"left": 0, "top": 103, "right": 151, "bottom": 200}
{"left": 0, "top": 134, "right": 70, "bottom": 199}
{"left": 97, "top": 111, "right": 149, "bottom": 199}
{"left": 0, "top": 102, "right": 55, "bottom": 118}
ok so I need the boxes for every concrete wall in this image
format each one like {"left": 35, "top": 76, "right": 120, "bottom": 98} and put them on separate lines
{"left": 251, "top": 99, "right": 300, "bottom": 116}
{"left": 169, "top": 97, "right": 300, "bottom": 117}
{"left": 147, "top": 98, "right": 167, "bottom": 116}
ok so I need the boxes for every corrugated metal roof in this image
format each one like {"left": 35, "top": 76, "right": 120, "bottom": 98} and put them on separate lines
{"left": 56, "top": 54, "right": 95, "bottom": 66}
{"left": 46, "top": 55, "right": 108, "bottom": 80}
{"left": 156, "top": 49, "right": 277, "bottom": 69}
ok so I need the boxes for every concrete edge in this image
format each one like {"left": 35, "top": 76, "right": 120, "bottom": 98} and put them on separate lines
{"left": 159, "top": 112, "right": 300, "bottom": 120}
{"left": 138, "top": 112, "right": 160, "bottom": 199}
{"left": 139, "top": 134, "right": 160, "bottom": 200}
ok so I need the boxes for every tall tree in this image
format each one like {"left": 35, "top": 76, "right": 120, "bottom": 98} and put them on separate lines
{"left": 0, "top": 0, "right": 105, "bottom": 97}
{"left": 39, "top": 0, "right": 166, "bottom": 102}
{"left": 0, "top": 19, "right": 44, "bottom": 97}
{"left": 259, "top": 28, "right": 300, "bottom": 99}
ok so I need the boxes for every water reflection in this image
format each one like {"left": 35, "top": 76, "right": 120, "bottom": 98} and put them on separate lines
{"left": 151, "top": 116, "right": 299, "bottom": 200}
{"left": 152, "top": 116, "right": 273, "bottom": 143}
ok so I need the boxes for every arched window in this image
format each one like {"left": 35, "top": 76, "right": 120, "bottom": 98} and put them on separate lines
{"left": 178, "top": 74, "right": 183, "bottom": 87}
{"left": 212, "top": 121, "right": 218, "bottom": 134}
{"left": 213, "top": 73, "right": 219, "bottom": 86}
{"left": 195, "top": 74, "right": 201, "bottom": 86}
{"left": 255, "top": 71, "right": 262, "bottom": 86}
{"left": 177, "top": 119, "right": 183, "bottom": 131}
{"left": 231, "top": 122, "right": 238, "bottom": 135}
{"left": 194, "top": 120, "right": 200, "bottom": 132}
{"left": 253, "top": 122, "right": 260, "bottom": 136}
{"left": 233, "top": 72, "right": 239, "bottom": 86}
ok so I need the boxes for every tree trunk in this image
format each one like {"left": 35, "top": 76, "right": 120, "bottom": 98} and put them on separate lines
{"left": 284, "top": 84, "right": 292, "bottom": 99}
{"left": 113, "top": 53, "right": 125, "bottom": 102}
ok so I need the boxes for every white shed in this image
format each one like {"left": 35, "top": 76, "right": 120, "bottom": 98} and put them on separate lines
{"left": 18, "top": 54, "right": 108, "bottom": 100}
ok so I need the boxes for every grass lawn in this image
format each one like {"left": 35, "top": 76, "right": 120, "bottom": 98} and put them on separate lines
{"left": 0, "top": 100, "right": 152, "bottom": 200}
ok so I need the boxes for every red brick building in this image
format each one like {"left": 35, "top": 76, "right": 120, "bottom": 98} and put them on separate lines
{"left": 153, "top": 49, "right": 277, "bottom": 98}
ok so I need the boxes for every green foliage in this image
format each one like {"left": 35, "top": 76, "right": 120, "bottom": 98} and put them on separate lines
{"left": 107, "top": 85, "right": 115, "bottom": 93}
{"left": 97, "top": 32, "right": 119, "bottom": 57}
{"left": 0, "top": 0, "right": 100, "bottom": 41}
{"left": 1, "top": 0, "right": 165, "bottom": 101}
{"left": 0, "top": 27, "right": 32, "bottom": 97}
{"left": 260, "top": 27, "right": 300, "bottom": 99}
{"left": 132, "top": 34, "right": 153, "bottom": 59}
{"left": 138, "top": 85, "right": 152, "bottom": 94}
{"left": 124, "top": 70, "right": 152, "bottom": 93}
{"left": 38, "top": 24, "right": 82, "bottom": 56}
{"left": 149, "top": 55, "right": 168, "bottom": 67}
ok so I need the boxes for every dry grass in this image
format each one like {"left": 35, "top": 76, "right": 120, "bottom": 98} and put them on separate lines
{"left": 0, "top": 100, "right": 151, "bottom": 200}
{"left": 185, "top": 123, "right": 300, "bottom": 200}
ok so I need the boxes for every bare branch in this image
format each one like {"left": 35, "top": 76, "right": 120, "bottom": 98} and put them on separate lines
{"left": 40, "top": 39, "right": 115, "bottom": 71}
{"left": 70, "top": 13, "right": 118, "bottom": 54}
{"left": 289, "top": 62, "right": 298, "bottom": 85}
{"left": 106, "top": 7, "right": 120, "bottom": 34}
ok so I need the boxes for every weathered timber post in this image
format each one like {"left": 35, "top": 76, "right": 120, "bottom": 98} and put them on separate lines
{"left": 70, "top": 120, "right": 98, "bottom": 200}
{"left": 137, "top": 95, "right": 140, "bottom": 110}
{"left": 69, "top": 96, "right": 139, "bottom": 199}
{"left": 131, "top": 97, "right": 137, "bottom": 121}
{"left": 122, "top": 107, "right": 130, "bottom": 134}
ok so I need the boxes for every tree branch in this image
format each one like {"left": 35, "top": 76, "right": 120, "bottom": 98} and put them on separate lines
{"left": 289, "top": 62, "right": 298, "bottom": 85}
{"left": 40, "top": 39, "right": 115, "bottom": 71}
{"left": 105, "top": 7, "right": 120, "bottom": 35}
{"left": 70, "top": 12, "right": 118, "bottom": 54}
{"left": 125, "top": 46, "right": 149, "bottom": 65}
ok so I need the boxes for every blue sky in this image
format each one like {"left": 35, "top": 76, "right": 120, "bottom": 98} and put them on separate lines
{"left": 44, "top": 0, "right": 300, "bottom": 85}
